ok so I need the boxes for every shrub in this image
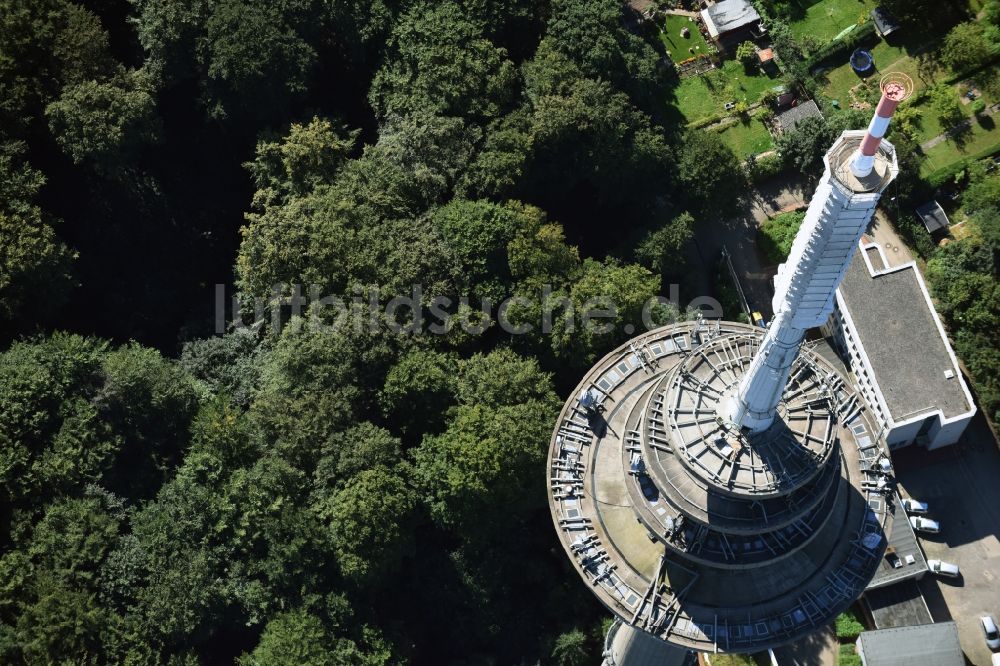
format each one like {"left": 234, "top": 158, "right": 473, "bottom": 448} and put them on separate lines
{"left": 746, "top": 152, "right": 786, "bottom": 183}
{"left": 758, "top": 210, "right": 804, "bottom": 264}
{"left": 835, "top": 610, "right": 865, "bottom": 641}
{"left": 806, "top": 21, "right": 877, "bottom": 70}
{"left": 839, "top": 644, "right": 863, "bottom": 666}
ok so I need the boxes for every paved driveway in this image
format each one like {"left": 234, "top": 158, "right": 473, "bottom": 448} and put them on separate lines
{"left": 893, "top": 413, "right": 1000, "bottom": 666}
{"left": 687, "top": 174, "right": 810, "bottom": 319}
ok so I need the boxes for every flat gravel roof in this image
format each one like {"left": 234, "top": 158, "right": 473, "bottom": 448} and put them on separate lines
{"left": 839, "top": 250, "right": 971, "bottom": 421}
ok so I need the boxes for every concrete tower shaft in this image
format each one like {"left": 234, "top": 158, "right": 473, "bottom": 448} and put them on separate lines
{"left": 727, "top": 77, "right": 909, "bottom": 433}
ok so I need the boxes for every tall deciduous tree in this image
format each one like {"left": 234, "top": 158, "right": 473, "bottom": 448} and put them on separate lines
{"left": 369, "top": 0, "right": 517, "bottom": 122}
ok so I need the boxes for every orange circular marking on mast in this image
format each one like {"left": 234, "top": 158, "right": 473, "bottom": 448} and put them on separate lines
{"left": 878, "top": 72, "right": 914, "bottom": 101}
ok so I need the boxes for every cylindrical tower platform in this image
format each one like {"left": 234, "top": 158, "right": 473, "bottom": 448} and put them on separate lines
{"left": 547, "top": 322, "right": 897, "bottom": 654}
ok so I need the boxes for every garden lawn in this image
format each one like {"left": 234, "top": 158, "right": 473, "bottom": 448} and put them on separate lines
{"left": 787, "top": 0, "right": 879, "bottom": 45}
{"left": 659, "top": 14, "right": 712, "bottom": 61}
{"left": 714, "top": 115, "right": 774, "bottom": 157}
{"left": 920, "top": 117, "right": 1000, "bottom": 177}
{"left": 671, "top": 60, "right": 779, "bottom": 124}
{"left": 816, "top": 41, "right": 912, "bottom": 104}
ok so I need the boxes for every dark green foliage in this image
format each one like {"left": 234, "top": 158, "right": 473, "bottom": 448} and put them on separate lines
{"left": 675, "top": 130, "right": 745, "bottom": 216}
{"left": 315, "top": 423, "right": 404, "bottom": 490}
{"left": 0, "top": 335, "right": 198, "bottom": 504}
{"left": 636, "top": 212, "right": 694, "bottom": 274}
{"left": 0, "top": 208, "right": 75, "bottom": 330}
{"left": 878, "top": 0, "right": 968, "bottom": 29}
{"left": 543, "top": 0, "right": 665, "bottom": 111}
{"left": 180, "top": 329, "right": 266, "bottom": 410}
{"left": 839, "top": 644, "right": 863, "bottom": 666}
{"left": 369, "top": 1, "right": 518, "bottom": 122}
{"left": 758, "top": 210, "right": 805, "bottom": 265}
{"left": 835, "top": 609, "right": 865, "bottom": 640}
{"left": 931, "top": 84, "right": 965, "bottom": 130}
{"left": 45, "top": 69, "right": 159, "bottom": 168}
{"left": 380, "top": 349, "right": 459, "bottom": 436}
{"left": 315, "top": 465, "right": 418, "bottom": 584}
{"left": 552, "top": 629, "right": 589, "bottom": 666}
{"left": 775, "top": 115, "right": 837, "bottom": 173}
{"left": 940, "top": 22, "right": 998, "bottom": 73}
{"left": 925, "top": 172, "right": 1000, "bottom": 422}
{"left": 99, "top": 343, "right": 200, "bottom": 497}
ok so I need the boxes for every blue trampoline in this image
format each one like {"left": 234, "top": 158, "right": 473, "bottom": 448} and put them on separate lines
{"left": 850, "top": 49, "right": 874, "bottom": 75}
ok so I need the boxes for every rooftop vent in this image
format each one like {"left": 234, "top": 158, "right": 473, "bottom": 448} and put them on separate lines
{"left": 944, "top": 369, "right": 955, "bottom": 379}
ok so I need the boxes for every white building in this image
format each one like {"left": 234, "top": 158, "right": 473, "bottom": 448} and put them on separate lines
{"left": 822, "top": 242, "right": 976, "bottom": 450}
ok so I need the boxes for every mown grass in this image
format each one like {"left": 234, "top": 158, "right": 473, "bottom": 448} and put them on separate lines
{"left": 672, "top": 60, "right": 780, "bottom": 123}
{"left": 659, "top": 13, "right": 712, "bottom": 60}
{"left": 714, "top": 114, "right": 775, "bottom": 157}
{"left": 920, "top": 117, "right": 1000, "bottom": 176}
{"left": 787, "top": 0, "right": 879, "bottom": 46}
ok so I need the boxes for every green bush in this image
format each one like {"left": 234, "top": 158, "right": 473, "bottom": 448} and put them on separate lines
{"left": 746, "top": 152, "right": 787, "bottom": 183}
{"left": 835, "top": 610, "right": 865, "bottom": 641}
{"left": 838, "top": 643, "right": 863, "bottom": 666}
{"left": 806, "top": 22, "right": 878, "bottom": 70}
{"left": 757, "top": 210, "right": 804, "bottom": 264}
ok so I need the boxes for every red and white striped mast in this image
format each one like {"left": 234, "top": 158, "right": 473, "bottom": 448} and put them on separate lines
{"left": 850, "top": 74, "right": 913, "bottom": 178}
{"left": 726, "top": 73, "right": 911, "bottom": 432}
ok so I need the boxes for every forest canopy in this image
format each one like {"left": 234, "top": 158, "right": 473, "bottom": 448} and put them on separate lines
{"left": 0, "top": 0, "right": 744, "bottom": 663}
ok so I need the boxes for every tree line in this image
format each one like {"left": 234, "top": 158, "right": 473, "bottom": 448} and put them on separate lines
{"left": 0, "top": 0, "right": 746, "bottom": 663}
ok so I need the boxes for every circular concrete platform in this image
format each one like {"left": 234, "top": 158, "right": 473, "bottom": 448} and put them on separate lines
{"left": 548, "top": 321, "right": 897, "bottom": 653}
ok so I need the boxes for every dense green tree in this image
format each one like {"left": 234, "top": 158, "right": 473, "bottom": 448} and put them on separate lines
{"left": 180, "top": 329, "right": 267, "bottom": 410}
{"left": 315, "top": 466, "right": 418, "bottom": 584}
{"left": 635, "top": 212, "right": 694, "bottom": 274}
{"left": 940, "top": 21, "right": 998, "bottom": 73}
{"left": 314, "top": 423, "right": 404, "bottom": 490}
{"left": 240, "top": 609, "right": 336, "bottom": 666}
{"left": 0, "top": 335, "right": 109, "bottom": 503}
{"left": 100, "top": 343, "right": 200, "bottom": 497}
{"left": 0, "top": 141, "right": 45, "bottom": 215}
{"left": 552, "top": 629, "right": 588, "bottom": 666}
{"left": 455, "top": 347, "right": 558, "bottom": 409}
{"left": 736, "top": 41, "right": 757, "bottom": 67}
{"left": 525, "top": 77, "right": 672, "bottom": 219}
{"left": 456, "top": 110, "right": 533, "bottom": 200}
{"left": 246, "top": 117, "right": 358, "bottom": 205}
{"left": 0, "top": 0, "right": 112, "bottom": 134}
{"left": 413, "top": 348, "right": 559, "bottom": 535}
{"left": 0, "top": 208, "right": 75, "bottom": 329}
{"left": 878, "top": 0, "right": 969, "bottom": 29}
{"left": 930, "top": 84, "right": 965, "bottom": 130}
{"left": 0, "top": 488, "right": 126, "bottom": 663}
{"left": 675, "top": 129, "right": 745, "bottom": 215}
{"left": 201, "top": 0, "right": 315, "bottom": 120}
{"left": 506, "top": 209, "right": 580, "bottom": 286}
{"left": 430, "top": 199, "right": 538, "bottom": 300}
{"left": 548, "top": 258, "right": 664, "bottom": 365}
{"left": 543, "top": 0, "right": 663, "bottom": 110}
{"left": 252, "top": 318, "right": 361, "bottom": 468}
{"left": 369, "top": 0, "right": 518, "bottom": 122}
{"left": 775, "top": 115, "right": 836, "bottom": 173}
{"left": 379, "top": 349, "right": 459, "bottom": 436}
{"left": 414, "top": 401, "right": 555, "bottom": 535}
{"left": 45, "top": 69, "right": 159, "bottom": 168}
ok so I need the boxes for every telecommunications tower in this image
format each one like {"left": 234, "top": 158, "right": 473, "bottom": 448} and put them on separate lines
{"left": 546, "top": 75, "right": 913, "bottom": 664}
